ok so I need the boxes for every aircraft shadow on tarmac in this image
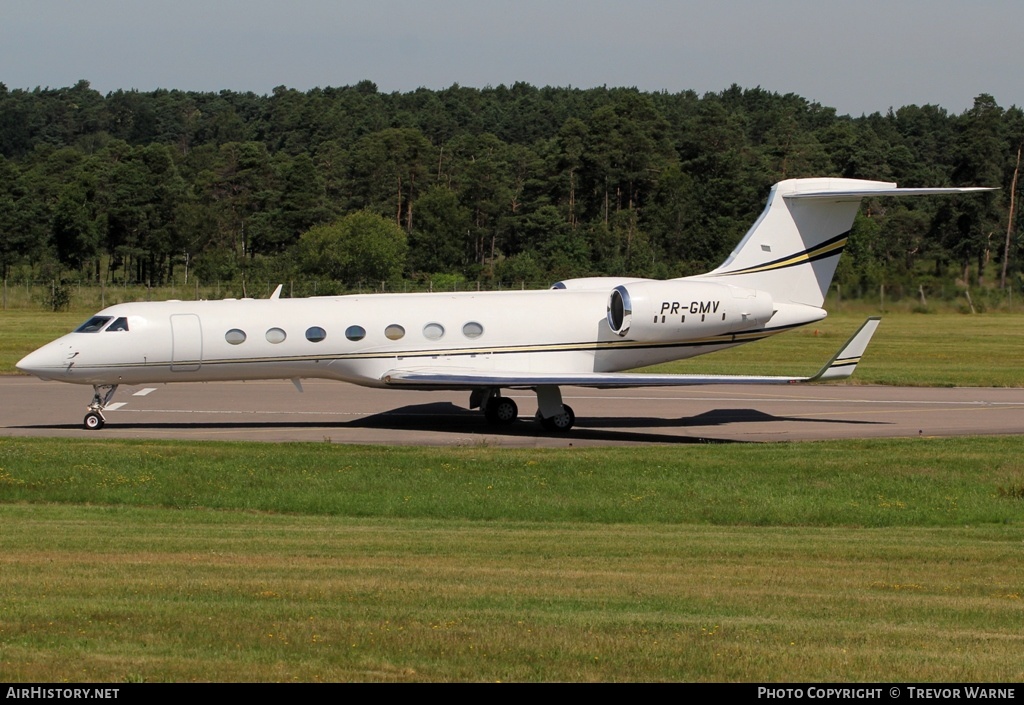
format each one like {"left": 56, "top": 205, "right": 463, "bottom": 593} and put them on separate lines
{"left": 582, "top": 407, "right": 888, "bottom": 429}
{"left": 16, "top": 401, "right": 887, "bottom": 445}
{"left": 351, "top": 403, "right": 886, "bottom": 429}
{"left": 352, "top": 402, "right": 887, "bottom": 444}
{"left": 345, "top": 402, "right": 734, "bottom": 444}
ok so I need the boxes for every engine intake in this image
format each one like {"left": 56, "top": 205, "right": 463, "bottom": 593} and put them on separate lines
{"left": 607, "top": 281, "right": 773, "bottom": 341}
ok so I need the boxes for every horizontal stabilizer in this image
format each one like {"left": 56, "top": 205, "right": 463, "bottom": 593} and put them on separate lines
{"left": 787, "top": 186, "right": 995, "bottom": 200}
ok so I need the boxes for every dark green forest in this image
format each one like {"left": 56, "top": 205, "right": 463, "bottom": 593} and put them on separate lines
{"left": 1, "top": 79, "right": 1021, "bottom": 302}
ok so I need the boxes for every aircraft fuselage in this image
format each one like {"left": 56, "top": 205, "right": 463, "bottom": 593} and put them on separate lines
{"left": 17, "top": 285, "right": 792, "bottom": 389}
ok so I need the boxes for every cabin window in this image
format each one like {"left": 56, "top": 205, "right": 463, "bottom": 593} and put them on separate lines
{"left": 384, "top": 324, "right": 405, "bottom": 341}
{"left": 74, "top": 316, "right": 112, "bottom": 333}
{"left": 345, "top": 325, "right": 366, "bottom": 342}
{"left": 266, "top": 327, "right": 287, "bottom": 344}
{"left": 423, "top": 322, "right": 445, "bottom": 340}
{"left": 225, "top": 329, "right": 247, "bottom": 345}
{"left": 462, "top": 321, "right": 484, "bottom": 339}
{"left": 106, "top": 317, "right": 129, "bottom": 332}
{"left": 305, "top": 326, "right": 327, "bottom": 343}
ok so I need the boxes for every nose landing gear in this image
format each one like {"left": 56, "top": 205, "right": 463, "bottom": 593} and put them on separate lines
{"left": 84, "top": 384, "right": 118, "bottom": 430}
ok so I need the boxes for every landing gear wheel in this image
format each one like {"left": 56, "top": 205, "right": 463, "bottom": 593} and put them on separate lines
{"left": 84, "top": 411, "right": 105, "bottom": 430}
{"left": 484, "top": 396, "right": 519, "bottom": 425}
{"left": 537, "top": 404, "right": 575, "bottom": 432}
{"left": 84, "top": 384, "right": 118, "bottom": 430}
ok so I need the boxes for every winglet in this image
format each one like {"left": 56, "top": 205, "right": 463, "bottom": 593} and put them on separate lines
{"left": 807, "top": 317, "right": 881, "bottom": 382}
{"left": 270, "top": 284, "right": 283, "bottom": 300}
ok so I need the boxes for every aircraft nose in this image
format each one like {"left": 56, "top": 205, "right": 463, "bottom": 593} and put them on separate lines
{"left": 16, "top": 345, "right": 62, "bottom": 380}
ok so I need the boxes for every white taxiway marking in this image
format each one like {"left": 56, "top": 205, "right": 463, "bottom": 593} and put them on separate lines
{"left": 104, "top": 402, "right": 127, "bottom": 411}
{"left": 133, "top": 388, "right": 157, "bottom": 396}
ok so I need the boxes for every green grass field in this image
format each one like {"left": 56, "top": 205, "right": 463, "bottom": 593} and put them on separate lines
{"left": 2, "top": 305, "right": 1023, "bottom": 681}
{"left": 1, "top": 438, "right": 1022, "bottom": 682}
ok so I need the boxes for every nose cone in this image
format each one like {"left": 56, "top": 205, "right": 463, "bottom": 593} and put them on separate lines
{"left": 16, "top": 344, "right": 61, "bottom": 380}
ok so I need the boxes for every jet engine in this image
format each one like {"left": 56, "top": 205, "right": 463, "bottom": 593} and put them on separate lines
{"left": 607, "top": 280, "right": 774, "bottom": 341}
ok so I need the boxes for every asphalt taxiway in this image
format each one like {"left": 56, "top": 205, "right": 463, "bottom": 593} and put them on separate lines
{"left": 4, "top": 376, "right": 1024, "bottom": 446}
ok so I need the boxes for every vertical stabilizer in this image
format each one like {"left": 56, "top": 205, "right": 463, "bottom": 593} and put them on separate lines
{"left": 697, "top": 178, "right": 890, "bottom": 307}
{"left": 692, "top": 178, "right": 993, "bottom": 308}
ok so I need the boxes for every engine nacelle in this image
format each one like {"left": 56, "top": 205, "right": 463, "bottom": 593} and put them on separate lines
{"left": 607, "top": 280, "right": 774, "bottom": 340}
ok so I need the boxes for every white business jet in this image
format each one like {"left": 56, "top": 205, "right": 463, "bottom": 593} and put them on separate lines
{"left": 17, "top": 178, "right": 991, "bottom": 431}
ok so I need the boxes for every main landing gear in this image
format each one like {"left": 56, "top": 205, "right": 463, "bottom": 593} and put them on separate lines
{"left": 535, "top": 404, "right": 575, "bottom": 432}
{"left": 484, "top": 395, "right": 519, "bottom": 425}
{"left": 471, "top": 385, "right": 576, "bottom": 432}
{"left": 84, "top": 384, "right": 118, "bottom": 430}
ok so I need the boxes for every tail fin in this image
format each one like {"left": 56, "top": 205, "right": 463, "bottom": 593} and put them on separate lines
{"left": 696, "top": 178, "right": 994, "bottom": 307}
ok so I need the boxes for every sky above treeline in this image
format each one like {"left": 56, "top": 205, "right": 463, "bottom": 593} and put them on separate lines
{"left": 3, "top": 0, "right": 1021, "bottom": 117}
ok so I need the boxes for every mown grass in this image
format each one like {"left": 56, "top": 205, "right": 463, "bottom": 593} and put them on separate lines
{"left": 1, "top": 437, "right": 1022, "bottom": 527}
{"left": 1, "top": 437, "right": 1023, "bottom": 682}
{"left": 2, "top": 505, "right": 1021, "bottom": 682}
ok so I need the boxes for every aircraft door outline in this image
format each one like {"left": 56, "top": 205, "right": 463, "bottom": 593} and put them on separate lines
{"left": 170, "top": 314, "right": 203, "bottom": 372}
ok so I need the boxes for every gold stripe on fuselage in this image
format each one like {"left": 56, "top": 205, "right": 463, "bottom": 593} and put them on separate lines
{"left": 70, "top": 325, "right": 795, "bottom": 372}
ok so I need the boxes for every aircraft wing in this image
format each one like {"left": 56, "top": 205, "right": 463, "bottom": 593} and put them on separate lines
{"left": 382, "top": 317, "right": 880, "bottom": 390}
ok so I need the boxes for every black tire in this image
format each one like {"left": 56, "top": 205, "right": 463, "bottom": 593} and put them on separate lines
{"left": 538, "top": 404, "right": 575, "bottom": 432}
{"left": 84, "top": 411, "right": 105, "bottom": 430}
{"left": 484, "top": 397, "right": 518, "bottom": 425}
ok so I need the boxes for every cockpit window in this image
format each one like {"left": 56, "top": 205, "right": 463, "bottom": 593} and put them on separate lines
{"left": 74, "top": 316, "right": 113, "bottom": 333}
{"left": 106, "top": 317, "right": 129, "bottom": 332}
